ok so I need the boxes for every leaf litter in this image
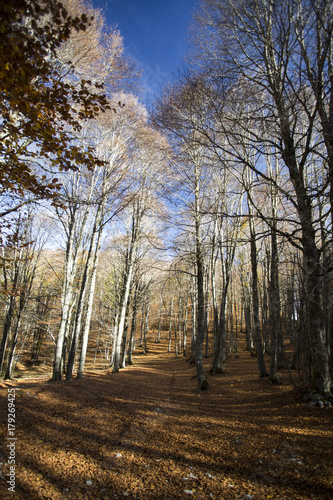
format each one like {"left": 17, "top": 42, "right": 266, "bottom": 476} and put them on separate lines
{"left": 0, "top": 340, "right": 332, "bottom": 499}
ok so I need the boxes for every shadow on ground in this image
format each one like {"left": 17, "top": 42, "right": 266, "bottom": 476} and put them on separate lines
{"left": 0, "top": 342, "right": 332, "bottom": 499}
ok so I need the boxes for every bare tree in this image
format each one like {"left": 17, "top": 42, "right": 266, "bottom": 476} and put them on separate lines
{"left": 190, "top": 0, "right": 332, "bottom": 397}
{"left": 154, "top": 79, "right": 214, "bottom": 390}
{"left": 111, "top": 125, "right": 168, "bottom": 372}
{"left": 0, "top": 210, "right": 48, "bottom": 378}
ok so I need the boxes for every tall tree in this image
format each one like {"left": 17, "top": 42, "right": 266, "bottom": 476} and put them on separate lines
{"left": 112, "top": 124, "right": 168, "bottom": 373}
{"left": 191, "top": 0, "right": 332, "bottom": 397}
{"left": 0, "top": 210, "right": 47, "bottom": 378}
{"left": 53, "top": 95, "right": 139, "bottom": 381}
{"left": 153, "top": 79, "right": 213, "bottom": 390}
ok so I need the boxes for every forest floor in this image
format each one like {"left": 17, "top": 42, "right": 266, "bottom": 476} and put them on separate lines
{"left": 0, "top": 340, "right": 333, "bottom": 500}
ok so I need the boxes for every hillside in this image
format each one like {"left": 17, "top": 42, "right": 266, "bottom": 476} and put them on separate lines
{"left": 0, "top": 341, "right": 333, "bottom": 499}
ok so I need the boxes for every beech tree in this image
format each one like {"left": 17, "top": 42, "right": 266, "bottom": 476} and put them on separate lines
{"left": 52, "top": 94, "right": 140, "bottom": 381}
{"left": 112, "top": 125, "right": 168, "bottom": 373}
{"left": 154, "top": 78, "right": 215, "bottom": 390}
{"left": 48, "top": 0, "right": 137, "bottom": 381}
{"left": 210, "top": 180, "right": 244, "bottom": 374}
{"left": 190, "top": 0, "right": 332, "bottom": 397}
{"left": 293, "top": 0, "right": 333, "bottom": 234}
{"left": 0, "top": 0, "right": 110, "bottom": 226}
{"left": 0, "top": 210, "right": 49, "bottom": 378}
{"left": 244, "top": 170, "right": 269, "bottom": 379}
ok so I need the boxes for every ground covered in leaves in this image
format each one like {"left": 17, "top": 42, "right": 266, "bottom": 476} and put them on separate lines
{"left": 1, "top": 341, "right": 333, "bottom": 499}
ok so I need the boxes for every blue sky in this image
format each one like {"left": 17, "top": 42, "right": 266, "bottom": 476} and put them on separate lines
{"left": 91, "top": 0, "right": 196, "bottom": 104}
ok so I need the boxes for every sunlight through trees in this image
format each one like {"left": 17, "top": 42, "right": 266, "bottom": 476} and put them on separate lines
{"left": 0, "top": 0, "right": 332, "bottom": 403}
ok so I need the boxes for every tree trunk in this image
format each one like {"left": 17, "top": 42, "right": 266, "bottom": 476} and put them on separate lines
{"left": 269, "top": 219, "right": 281, "bottom": 384}
{"left": 53, "top": 217, "right": 77, "bottom": 381}
{"left": 4, "top": 313, "right": 23, "bottom": 380}
{"left": 195, "top": 250, "right": 209, "bottom": 390}
{"left": 157, "top": 290, "right": 163, "bottom": 343}
{"left": 211, "top": 291, "right": 227, "bottom": 374}
{"left": 183, "top": 297, "right": 188, "bottom": 357}
{"left": 194, "top": 183, "right": 209, "bottom": 390}
{"left": 249, "top": 200, "right": 268, "bottom": 378}
{"left": 66, "top": 214, "right": 102, "bottom": 380}
{"left": 113, "top": 263, "right": 135, "bottom": 373}
{"left": 127, "top": 286, "right": 139, "bottom": 366}
{"left": 0, "top": 297, "right": 15, "bottom": 376}
{"left": 76, "top": 225, "right": 102, "bottom": 379}
{"left": 168, "top": 297, "right": 174, "bottom": 353}
{"left": 112, "top": 209, "right": 140, "bottom": 373}
{"left": 143, "top": 299, "right": 149, "bottom": 354}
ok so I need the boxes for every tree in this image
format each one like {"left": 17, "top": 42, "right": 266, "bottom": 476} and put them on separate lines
{"left": 0, "top": 0, "right": 110, "bottom": 223}
{"left": 293, "top": 0, "right": 333, "bottom": 235}
{"left": 112, "top": 124, "right": 168, "bottom": 373}
{"left": 47, "top": 0, "right": 138, "bottom": 381}
{"left": 0, "top": 209, "right": 48, "bottom": 378}
{"left": 153, "top": 78, "right": 214, "bottom": 390}
{"left": 191, "top": 0, "right": 332, "bottom": 397}
{"left": 52, "top": 94, "right": 139, "bottom": 381}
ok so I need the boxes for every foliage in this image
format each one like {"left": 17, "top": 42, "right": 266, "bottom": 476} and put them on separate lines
{"left": 0, "top": 0, "right": 110, "bottom": 209}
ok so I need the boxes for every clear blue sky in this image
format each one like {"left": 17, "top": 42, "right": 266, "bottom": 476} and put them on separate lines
{"left": 91, "top": 0, "right": 196, "bottom": 104}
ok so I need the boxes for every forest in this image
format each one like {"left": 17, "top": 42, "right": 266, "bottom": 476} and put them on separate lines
{"left": 1, "top": 1, "right": 333, "bottom": 498}
{"left": 1, "top": 0, "right": 333, "bottom": 399}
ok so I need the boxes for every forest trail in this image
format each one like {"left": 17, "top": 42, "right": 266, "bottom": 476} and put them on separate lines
{"left": 0, "top": 341, "right": 333, "bottom": 500}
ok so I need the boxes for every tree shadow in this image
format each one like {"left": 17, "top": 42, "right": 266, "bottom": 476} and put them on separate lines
{"left": 0, "top": 347, "right": 332, "bottom": 499}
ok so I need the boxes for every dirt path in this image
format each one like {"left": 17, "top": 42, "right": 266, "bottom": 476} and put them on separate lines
{"left": 0, "top": 342, "right": 333, "bottom": 499}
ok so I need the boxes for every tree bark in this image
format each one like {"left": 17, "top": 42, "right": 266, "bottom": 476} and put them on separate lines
{"left": 248, "top": 193, "right": 269, "bottom": 378}
{"left": 53, "top": 210, "right": 78, "bottom": 381}
{"left": 76, "top": 214, "right": 103, "bottom": 379}
{"left": 112, "top": 201, "right": 141, "bottom": 373}
{"left": 269, "top": 218, "right": 281, "bottom": 384}
{"left": 194, "top": 167, "right": 209, "bottom": 390}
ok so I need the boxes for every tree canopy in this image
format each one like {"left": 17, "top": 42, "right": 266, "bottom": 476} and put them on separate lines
{"left": 0, "top": 0, "right": 110, "bottom": 211}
